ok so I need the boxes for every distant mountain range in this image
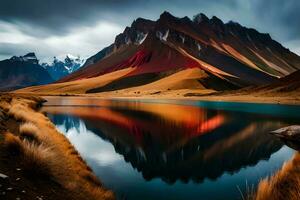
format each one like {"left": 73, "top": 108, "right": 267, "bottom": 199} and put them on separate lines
{"left": 0, "top": 53, "right": 53, "bottom": 91}
{"left": 13, "top": 11, "right": 300, "bottom": 94}
{"left": 0, "top": 53, "right": 85, "bottom": 91}
{"left": 42, "top": 55, "right": 85, "bottom": 80}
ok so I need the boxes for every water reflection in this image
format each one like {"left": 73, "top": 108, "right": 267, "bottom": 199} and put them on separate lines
{"left": 53, "top": 118, "right": 123, "bottom": 167}
{"left": 42, "top": 98, "right": 298, "bottom": 200}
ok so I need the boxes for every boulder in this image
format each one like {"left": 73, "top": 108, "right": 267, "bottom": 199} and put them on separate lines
{"left": 271, "top": 126, "right": 300, "bottom": 141}
{"left": 270, "top": 126, "right": 300, "bottom": 150}
{"left": 0, "top": 173, "right": 8, "bottom": 179}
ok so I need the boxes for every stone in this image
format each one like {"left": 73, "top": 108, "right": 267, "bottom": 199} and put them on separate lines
{"left": 0, "top": 173, "right": 8, "bottom": 179}
{"left": 271, "top": 125, "right": 300, "bottom": 141}
{"left": 271, "top": 125, "right": 300, "bottom": 150}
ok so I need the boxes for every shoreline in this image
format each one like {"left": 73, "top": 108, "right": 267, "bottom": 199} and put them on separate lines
{"left": 113, "top": 95, "right": 300, "bottom": 106}
{"left": 42, "top": 94, "right": 300, "bottom": 106}
{"left": 0, "top": 94, "right": 114, "bottom": 200}
{"left": 8, "top": 91, "right": 300, "bottom": 106}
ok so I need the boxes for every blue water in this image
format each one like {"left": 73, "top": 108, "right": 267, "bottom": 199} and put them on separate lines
{"left": 43, "top": 97, "right": 299, "bottom": 200}
{"left": 110, "top": 98, "right": 300, "bottom": 118}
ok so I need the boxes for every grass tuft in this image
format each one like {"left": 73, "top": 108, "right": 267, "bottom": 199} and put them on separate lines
{"left": 254, "top": 152, "right": 300, "bottom": 200}
{"left": 4, "top": 132, "right": 54, "bottom": 177}
{"left": 8, "top": 104, "right": 28, "bottom": 121}
{"left": 80, "top": 170, "right": 102, "bottom": 186}
{"left": 20, "top": 139, "right": 54, "bottom": 177}
{"left": 19, "top": 122, "right": 40, "bottom": 142}
{"left": 4, "top": 132, "right": 22, "bottom": 155}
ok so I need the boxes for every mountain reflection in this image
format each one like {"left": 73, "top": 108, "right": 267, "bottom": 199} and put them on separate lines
{"left": 44, "top": 101, "right": 286, "bottom": 184}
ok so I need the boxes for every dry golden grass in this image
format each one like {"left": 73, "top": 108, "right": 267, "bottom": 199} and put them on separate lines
{"left": 0, "top": 97, "right": 11, "bottom": 112}
{"left": 254, "top": 152, "right": 300, "bottom": 200}
{"left": 16, "top": 67, "right": 134, "bottom": 94}
{"left": 20, "top": 139, "right": 54, "bottom": 177}
{"left": 19, "top": 122, "right": 40, "bottom": 141}
{"left": 8, "top": 100, "right": 36, "bottom": 121}
{"left": 1, "top": 95, "right": 114, "bottom": 200}
{"left": 4, "top": 131, "right": 22, "bottom": 154}
{"left": 4, "top": 132, "right": 54, "bottom": 176}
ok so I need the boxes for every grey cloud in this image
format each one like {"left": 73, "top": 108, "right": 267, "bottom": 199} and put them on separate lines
{"left": 0, "top": 0, "right": 137, "bottom": 37}
{"left": 250, "top": 0, "right": 300, "bottom": 40}
{"left": 0, "top": 0, "right": 299, "bottom": 60}
{"left": 0, "top": 0, "right": 238, "bottom": 37}
{"left": 0, "top": 42, "right": 56, "bottom": 61}
{"left": 1, "top": 0, "right": 299, "bottom": 39}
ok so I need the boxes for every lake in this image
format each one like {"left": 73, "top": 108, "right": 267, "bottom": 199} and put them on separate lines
{"left": 42, "top": 97, "right": 300, "bottom": 200}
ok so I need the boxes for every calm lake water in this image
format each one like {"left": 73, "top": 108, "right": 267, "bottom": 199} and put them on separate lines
{"left": 42, "top": 97, "right": 300, "bottom": 200}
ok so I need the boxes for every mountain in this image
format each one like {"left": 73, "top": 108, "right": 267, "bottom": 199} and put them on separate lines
{"left": 0, "top": 53, "right": 53, "bottom": 91}
{"left": 42, "top": 55, "right": 84, "bottom": 80}
{"left": 19, "top": 12, "right": 300, "bottom": 94}
{"left": 252, "top": 70, "right": 300, "bottom": 95}
{"left": 265, "top": 70, "right": 300, "bottom": 93}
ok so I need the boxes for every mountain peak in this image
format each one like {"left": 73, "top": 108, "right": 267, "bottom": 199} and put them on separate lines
{"left": 44, "top": 55, "right": 85, "bottom": 81}
{"left": 193, "top": 13, "right": 209, "bottom": 24}
{"left": 227, "top": 20, "right": 241, "bottom": 27}
{"left": 24, "top": 52, "right": 36, "bottom": 58}
{"left": 10, "top": 52, "right": 38, "bottom": 64}
{"left": 133, "top": 17, "right": 153, "bottom": 24}
{"left": 65, "top": 54, "right": 80, "bottom": 61}
{"left": 210, "top": 16, "right": 224, "bottom": 25}
{"left": 131, "top": 17, "right": 155, "bottom": 31}
{"left": 159, "top": 11, "right": 176, "bottom": 20}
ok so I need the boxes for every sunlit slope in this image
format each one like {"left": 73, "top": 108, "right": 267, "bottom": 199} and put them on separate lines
{"left": 17, "top": 67, "right": 234, "bottom": 94}
{"left": 17, "top": 68, "right": 134, "bottom": 94}
{"left": 113, "top": 68, "right": 237, "bottom": 96}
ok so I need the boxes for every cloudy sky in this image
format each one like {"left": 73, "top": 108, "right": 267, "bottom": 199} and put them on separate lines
{"left": 0, "top": 0, "right": 299, "bottom": 62}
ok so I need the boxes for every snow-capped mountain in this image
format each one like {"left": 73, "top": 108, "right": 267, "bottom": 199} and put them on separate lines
{"left": 43, "top": 55, "right": 85, "bottom": 80}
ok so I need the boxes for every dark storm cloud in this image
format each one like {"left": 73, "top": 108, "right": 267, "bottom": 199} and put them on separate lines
{"left": 0, "top": 0, "right": 134, "bottom": 37}
{"left": 251, "top": 0, "right": 300, "bottom": 40}
{"left": 0, "top": 0, "right": 299, "bottom": 60}
{"left": 1, "top": 0, "right": 299, "bottom": 40}
{"left": 0, "top": 0, "right": 238, "bottom": 37}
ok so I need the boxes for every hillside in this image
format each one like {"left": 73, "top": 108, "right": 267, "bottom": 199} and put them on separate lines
{"left": 249, "top": 70, "right": 300, "bottom": 95}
